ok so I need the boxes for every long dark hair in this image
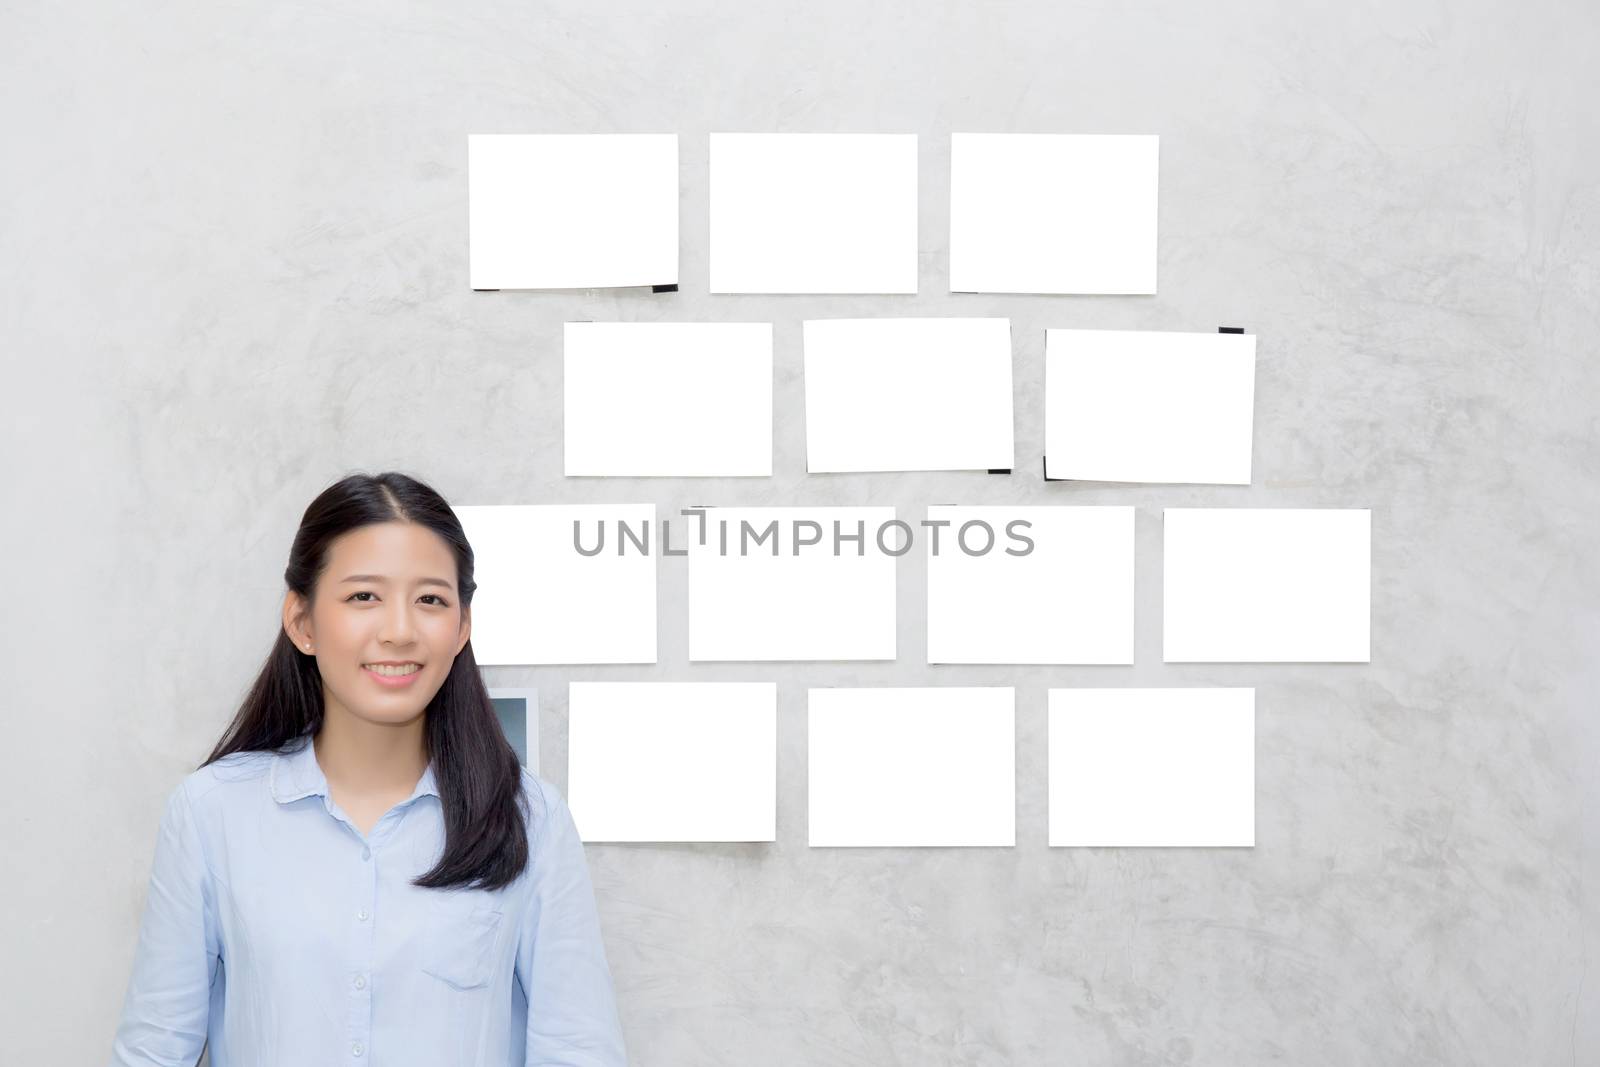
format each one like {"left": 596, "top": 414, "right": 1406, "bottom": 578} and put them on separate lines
{"left": 201, "top": 471, "right": 528, "bottom": 892}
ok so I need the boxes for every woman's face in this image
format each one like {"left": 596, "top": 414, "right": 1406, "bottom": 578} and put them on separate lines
{"left": 284, "top": 521, "right": 471, "bottom": 727}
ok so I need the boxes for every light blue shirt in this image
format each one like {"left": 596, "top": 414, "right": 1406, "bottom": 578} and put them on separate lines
{"left": 109, "top": 736, "right": 629, "bottom": 1066}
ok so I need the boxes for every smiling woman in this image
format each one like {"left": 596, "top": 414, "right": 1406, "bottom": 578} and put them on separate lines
{"left": 107, "top": 471, "right": 629, "bottom": 1067}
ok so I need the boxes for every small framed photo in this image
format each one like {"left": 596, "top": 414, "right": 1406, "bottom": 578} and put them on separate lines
{"left": 487, "top": 686, "right": 540, "bottom": 772}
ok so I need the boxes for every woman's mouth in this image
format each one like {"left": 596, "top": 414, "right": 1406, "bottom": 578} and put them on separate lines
{"left": 363, "top": 662, "right": 423, "bottom": 687}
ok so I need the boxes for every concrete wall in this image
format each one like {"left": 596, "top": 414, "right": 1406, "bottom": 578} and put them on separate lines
{"left": 4, "top": 1, "right": 1597, "bottom": 1062}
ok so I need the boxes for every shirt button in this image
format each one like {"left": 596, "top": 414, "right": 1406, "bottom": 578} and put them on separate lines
{"left": 361, "top": 846, "right": 371, "bottom": 860}
{"left": 356, "top": 907, "right": 369, "bottom": 921}
{"left": 352, "top": 1041, "right": 364, "bottom": 1056}
{"left": 354, "top": 974, "right": 366, "bottom": 989}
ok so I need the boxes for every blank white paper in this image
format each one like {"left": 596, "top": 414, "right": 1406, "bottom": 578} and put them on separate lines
{"left": 710, "top": 133, "right": 918, "bottom": 294}
{"left": 467, "top": 133, "right": 678, "bottom": 290}
{"left": 1164, "top": 508, "right": 1371, "bottom": 662}
{"left": 803, "top": 317, "right": 1014, "bottom": 472}
{"left": 453, "top": 504, "right": 656, "bottom": 665}
{"left": 564, "top": 321, "right": 773, "bottom": 476}
{"left": 809, "top": 687, "right": 1015, "bottom": 847}
{"left": 926, "top": 505, "right": 1134, "bottom": 664}
{"left": 1048, "top": 687, "right": 1255, "bottom": 846}
{"left": 567, "top": 682, "right": 776, "bottom": 842}
{"left": 950, "top": 133, "right": 1158, "bottom": 294}
{"left": 688, "top": 506, "right": 897, "bottom": 661}
{"left": 1045, "top": 328, "right": 1257, "bottom": 484}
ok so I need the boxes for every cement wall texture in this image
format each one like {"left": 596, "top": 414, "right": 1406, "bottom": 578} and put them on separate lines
{"left": 3, "top": 1, "right": 1597, "bottom": 1063}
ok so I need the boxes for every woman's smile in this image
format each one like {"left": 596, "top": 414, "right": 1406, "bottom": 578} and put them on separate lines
{"left": 362, "top": 662, "right": 423, "bottom": 686}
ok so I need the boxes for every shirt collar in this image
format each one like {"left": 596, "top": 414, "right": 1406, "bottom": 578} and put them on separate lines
{"left": 269, "top": 735, "right": 440, "bottom": 804}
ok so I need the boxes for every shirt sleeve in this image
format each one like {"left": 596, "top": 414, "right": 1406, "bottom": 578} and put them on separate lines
{"left": 515, "top": 780, "right": 629, "bottom": 1066}
{"left": 109, "top": 778, "right": 221, "bottom": 1067}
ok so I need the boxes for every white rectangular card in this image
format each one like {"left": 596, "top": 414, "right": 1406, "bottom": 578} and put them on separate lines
{"left": 710, "top": 133, "right": 918, "bottom": 294}
{"left": 1045, "top": 328, "right": 1256, "bottom": 484}
{"left": 567, "top": 682, "right": 776, "bottom": 842}
{"left": 808, "top": 687, "right": 1015, "bottom": 847}
{"left": 467, "top": 133, "right": 678, "bottom": 290}
{"left": 1048, "top": 688, "right": 1255, "bottom": 846}
{"left": 563, "top": 321, "right": 773, "bottom": 476}
{"left": 950, "top": 133, "right": 1158, "bottom": 294}
{"left": 688, "top": 506, "right": 897, "bottom": 661}
{"left": 926, "top": 505, "right": 1134, "bottom": 664}
{"left": 453, "top": 504, "right": 656, "bottom": 664}
{"left": 803, "top": 317, "right": 1014, "bottom": 472}
{"left": 1164, "top": 508, "right": 1371, "bottom": 662}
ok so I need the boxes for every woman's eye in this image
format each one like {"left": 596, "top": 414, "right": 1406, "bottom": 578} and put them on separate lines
{"left": 346, "top": 591, "right": 448, "bottom": 606}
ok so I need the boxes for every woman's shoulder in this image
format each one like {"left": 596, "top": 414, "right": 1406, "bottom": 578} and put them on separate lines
{"left": 515, "top": 766, "right": 574, "bottom": 841}
{"left": 172, "top": 749, "right": 277, "bottom": 810}
{"left": 517, "top": 765, "right": 554, "bottom": 815}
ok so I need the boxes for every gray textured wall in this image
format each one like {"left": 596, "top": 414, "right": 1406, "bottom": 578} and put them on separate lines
{"left": 4, "top": 1, "right": 1597, "bottom": 1063}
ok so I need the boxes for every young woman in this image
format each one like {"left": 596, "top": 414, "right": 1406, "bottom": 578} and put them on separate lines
{"left": 109, "top": 472, "right": 629, "bottom": 1066}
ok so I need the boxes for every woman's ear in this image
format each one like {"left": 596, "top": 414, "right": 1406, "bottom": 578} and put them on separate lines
{"left": 456, "top": 606, "right": 471, "bottom": 656}
{"left": 283, "top": 589, "right": 311, "bottom": 650}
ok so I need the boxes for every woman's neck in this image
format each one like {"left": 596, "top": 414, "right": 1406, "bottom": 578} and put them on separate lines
{"left": 313, "top": 698, "right": 429, "bottom": 798}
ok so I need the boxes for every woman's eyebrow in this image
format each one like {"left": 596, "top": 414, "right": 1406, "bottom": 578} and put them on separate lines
{"left": 339, "top": 573, "right": 455, "bottom": 590}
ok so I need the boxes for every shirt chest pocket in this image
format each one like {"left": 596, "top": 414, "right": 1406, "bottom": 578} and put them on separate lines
{"left": 420, "top": 900, "right": 505, "bottom": 991}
